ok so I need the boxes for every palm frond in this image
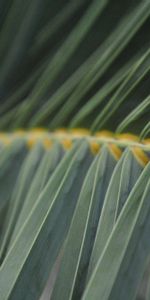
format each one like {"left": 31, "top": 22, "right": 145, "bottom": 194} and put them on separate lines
{"left": 0, "top": 1, "right": 150, "bottom": 300}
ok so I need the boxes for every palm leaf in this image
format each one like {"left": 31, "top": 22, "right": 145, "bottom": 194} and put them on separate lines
{"left": 0, "top": 1, "right": 150, "bottom": 300}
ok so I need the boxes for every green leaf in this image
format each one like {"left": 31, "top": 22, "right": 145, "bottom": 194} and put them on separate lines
{"left": 0, "top": 142, "right": 44, "bottom": 262}
{"left": 51, "top": 145, "right": 116, "bottom": 300}
{"left": 87, "top": 148, "right": 143, "bottom": 279}
{"left": 0, "top": 140, "right": 27, "bottom": 236}
{"left": 91, "top": 47, "right": 150, "bottom": 131}
{"left": 82, "top": 162, "right": 150, "bottom": 300}
{"left": 9, "top": 142, "right": 64, "bottom": 247}
{"left": 116, "top": 95, "right": 150, "bottom": 133}
{"left": 140, "top": 121, "right": 150, "bottom": 139}
{"left": 12, "top": 0, "right": 108, "bottom": 126}
{"left": 0, "top": 140, "right": 92, "bottom": 300}
{"left": 48, "top": 1, "right": 150, "bottom": 128}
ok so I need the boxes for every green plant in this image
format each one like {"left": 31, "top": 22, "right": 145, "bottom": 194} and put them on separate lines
{"left": 0, "top": 1, "right": 150, "bottom": 299}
